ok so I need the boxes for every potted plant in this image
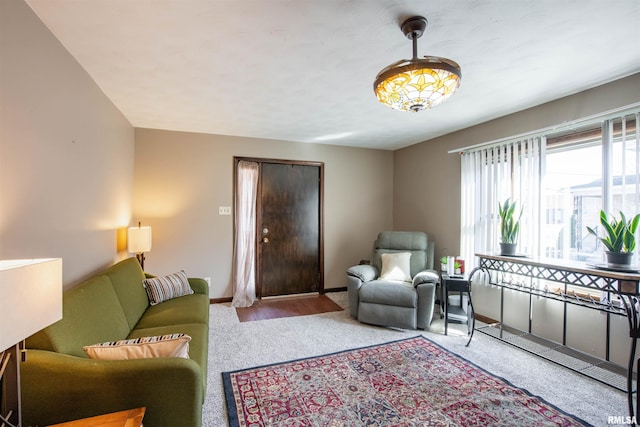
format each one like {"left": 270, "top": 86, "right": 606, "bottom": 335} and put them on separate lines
{"left": 440, "top": 256, "right": 448, "bottom": 272}
{"left": 587, "top": 210, "right": 640, "bottom": 267}
{"left": 498, "top": 198, "right": 523, "bottom": 256}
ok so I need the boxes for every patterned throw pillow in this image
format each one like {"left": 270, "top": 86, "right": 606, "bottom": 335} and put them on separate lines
{"left": 83, "top": 334, "right": 191, "bottom": 360}
{"left": 143, "top": 270, "right": 194, "bottom": 305}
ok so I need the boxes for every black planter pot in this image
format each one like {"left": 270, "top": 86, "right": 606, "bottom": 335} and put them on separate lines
{"left": 605, "top": 251, "right": 633, "bottom": 267}
{"left": 499, "top": 243, "right": 517, "bottom": 256}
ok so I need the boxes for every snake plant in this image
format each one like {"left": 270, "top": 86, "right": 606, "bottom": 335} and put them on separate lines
{"left": 498, "top": 198, "right": 523, "bottom": 244}
{"left": 587, "top": 210, "right": 640, "bottom": 253}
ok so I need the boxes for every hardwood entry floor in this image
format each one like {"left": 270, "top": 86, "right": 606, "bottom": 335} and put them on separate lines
{"left": 235, "top": 294, "right": 343, "bottom": 322}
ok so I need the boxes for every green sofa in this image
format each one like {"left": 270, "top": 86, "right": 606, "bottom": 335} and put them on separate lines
{"left": 21, "top": 257, "right": 210, "bottom": 427}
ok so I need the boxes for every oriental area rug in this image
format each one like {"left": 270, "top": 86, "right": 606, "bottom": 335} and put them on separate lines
{"left": 222, "top": 336, "right": 589, "bottom": 426}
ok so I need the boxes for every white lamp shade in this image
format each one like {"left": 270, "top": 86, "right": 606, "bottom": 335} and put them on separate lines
{"left": 128, "top": 226, "right": 152, "bottom": 253}
{"left": 0, "top": 258, "right": 63, "bottom": 351}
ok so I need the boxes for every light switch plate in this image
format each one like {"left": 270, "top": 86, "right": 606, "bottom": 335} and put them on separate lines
{"left": 219, "top": 206, "right": 231, "bottom": 215}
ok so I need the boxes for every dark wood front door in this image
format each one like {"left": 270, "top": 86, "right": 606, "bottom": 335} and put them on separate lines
{"left": 258, "top": 161, "right": 323, "bottom": 297}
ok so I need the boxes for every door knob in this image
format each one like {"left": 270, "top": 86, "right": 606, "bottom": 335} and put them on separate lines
{"left": 262, "top": 237, "right": 269, "bottom": 243}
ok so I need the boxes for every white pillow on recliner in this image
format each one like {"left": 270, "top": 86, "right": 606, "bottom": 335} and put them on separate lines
{"left": 379, "top": 252, "right": 412, "bottom": 283}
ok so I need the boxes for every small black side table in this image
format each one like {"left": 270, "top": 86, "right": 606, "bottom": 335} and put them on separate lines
{"left": 441, "top": 273, "right": 475, "bottom": 346}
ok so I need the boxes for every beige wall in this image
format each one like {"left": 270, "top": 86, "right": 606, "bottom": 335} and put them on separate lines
{"left": 0, "top": 0, "right": 135, "bottom": 287}
{"left": 134, "top": 128, "right": 393, "bottom": 299}
{"left": 394, "top": 72, "right": 640, "bottom": 263}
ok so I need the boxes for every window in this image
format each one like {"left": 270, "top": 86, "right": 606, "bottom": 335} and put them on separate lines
{"left": 544, "top": 136, "right": 602, "bottom": 261}
{"left": 543, "top": 116, "right": 639, "bottom": 263}
{"left": 460, "top": 109, "right": 640, "bottom": 267}
{"left": 610, "top": 117, "right": 639, "bottom": 216}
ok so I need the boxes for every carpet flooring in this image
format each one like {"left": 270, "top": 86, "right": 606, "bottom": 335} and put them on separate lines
{"left": 204, "top": 292, "right": 627, "bottom": 426}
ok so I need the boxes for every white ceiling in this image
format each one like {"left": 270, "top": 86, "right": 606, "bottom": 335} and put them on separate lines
{"left": 25, "top": 0, "right": 640, "bottom": 150}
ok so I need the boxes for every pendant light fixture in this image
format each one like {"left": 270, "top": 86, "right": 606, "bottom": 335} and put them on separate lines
{"left": 374, "top": 16, "right": 461, "bottom": 112}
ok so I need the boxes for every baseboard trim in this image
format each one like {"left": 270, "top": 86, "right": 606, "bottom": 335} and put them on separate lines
{"left": 474, "top": 313, "right": 497, "bottom": 324}
{"left": 210, "top": 287, "right": 347, "bottom": 304}
{"left": 323, "top": 287, "right": 347, "bottom": 293}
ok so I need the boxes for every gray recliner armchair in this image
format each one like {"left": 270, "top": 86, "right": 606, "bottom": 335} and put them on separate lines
{"left": 347, "top": 231, "right": 438, "bottom": 330}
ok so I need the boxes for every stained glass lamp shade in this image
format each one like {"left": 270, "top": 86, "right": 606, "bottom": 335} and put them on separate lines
{"left": 374, "top": 16, "right": 461, "bottom": 112}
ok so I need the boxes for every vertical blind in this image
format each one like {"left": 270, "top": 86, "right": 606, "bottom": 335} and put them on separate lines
{"left": 460, "top": 136, "right": 544, "bottom": 266}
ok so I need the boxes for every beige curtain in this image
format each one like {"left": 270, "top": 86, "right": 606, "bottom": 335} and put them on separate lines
{"left": 231, "top": 161, "right": 259, "bottom": 307}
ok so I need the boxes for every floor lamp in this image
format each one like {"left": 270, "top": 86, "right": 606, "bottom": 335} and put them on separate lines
{"left": 0, "top": 258, "right": 62, "bottom": 427}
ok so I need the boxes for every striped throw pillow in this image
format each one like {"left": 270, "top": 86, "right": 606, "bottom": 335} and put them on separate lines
{"left": 143, "top": 270, "right": 194, "bottom": 305}
{"left": 83, "top": 334, "right": 191, "bottom": 360}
